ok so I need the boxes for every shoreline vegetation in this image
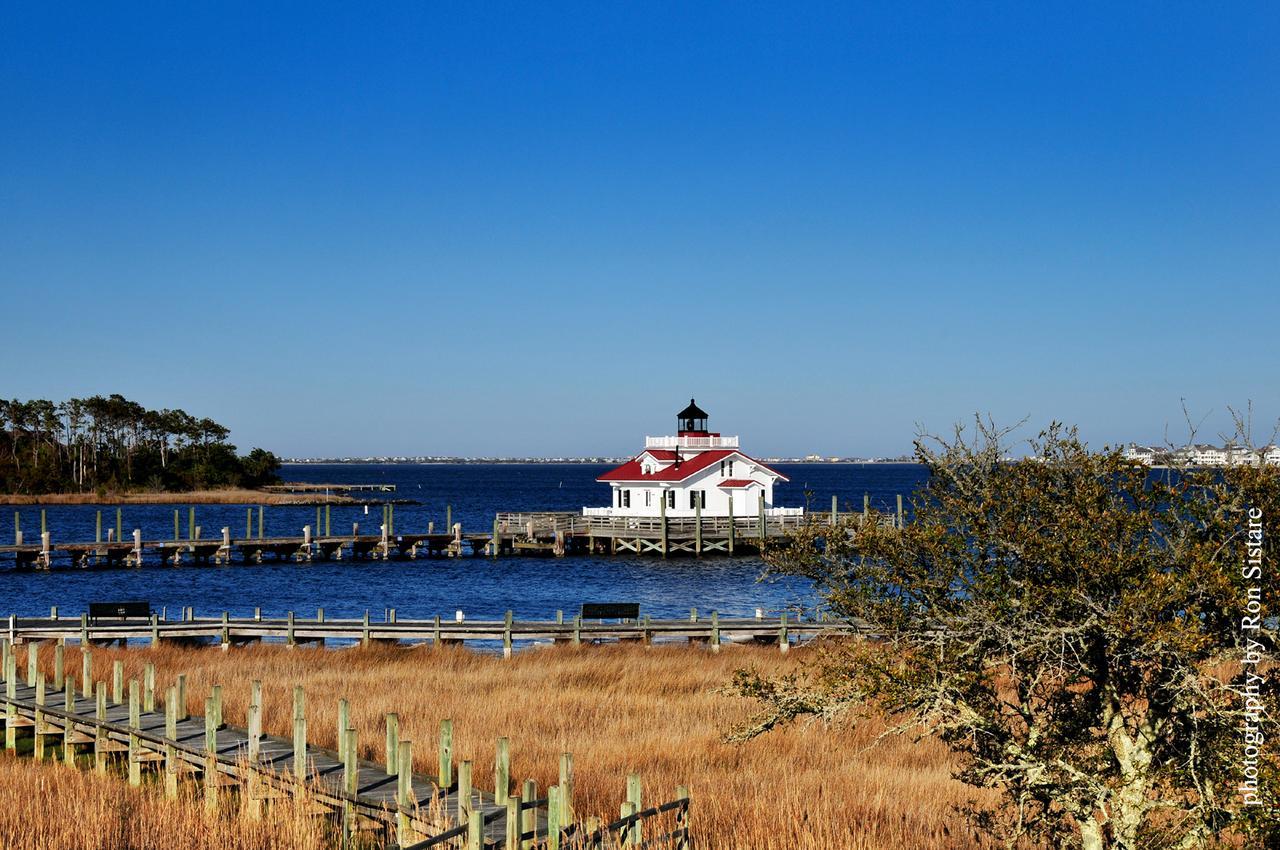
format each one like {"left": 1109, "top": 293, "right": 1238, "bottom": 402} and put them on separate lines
{"left": 0, "top": 394, "right": 281, "bottom": 498}
{"left": 0, "top": 488, "right": 356, "bottom": 506}
{"left": 23, "top": 640, "right": 997, "bottom": 850}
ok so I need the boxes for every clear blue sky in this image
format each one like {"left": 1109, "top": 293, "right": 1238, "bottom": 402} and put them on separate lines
{"left": 2, "top": 3, "right": 1276, "bottom": 457}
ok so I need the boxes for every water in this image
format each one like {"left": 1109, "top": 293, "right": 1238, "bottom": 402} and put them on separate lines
{"left": 1, "top": 463, "right": 927, "bottom": 622}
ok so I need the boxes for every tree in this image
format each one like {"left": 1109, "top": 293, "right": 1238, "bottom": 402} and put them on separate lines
{"left": 734, "top": 420, "right": 1279, "bottom": 849}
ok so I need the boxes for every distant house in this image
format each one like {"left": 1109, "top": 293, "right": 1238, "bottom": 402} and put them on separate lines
{"left": 587, "top": 399, "right": 793, "bottom": 518}
{"left": 1122, "top": 445, "right": 1159, "bottom": 465}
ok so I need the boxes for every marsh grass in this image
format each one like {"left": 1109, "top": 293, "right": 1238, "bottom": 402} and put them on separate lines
{"left": 0, "top": 753, "right": 332, "bottom": 850}
{"left": 29, "top": 641, "right": 1000, "bottom": 849}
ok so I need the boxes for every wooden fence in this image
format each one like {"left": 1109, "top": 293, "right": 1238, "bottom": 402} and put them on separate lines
{"left": 0, "top": 637, "right": 690, "bottom": 849}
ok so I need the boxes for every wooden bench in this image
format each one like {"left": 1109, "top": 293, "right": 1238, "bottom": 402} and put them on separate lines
{"left": 88, "top": 600, "right": 152, "bottom": 624}
{"left": 580, "top": 602, "right": 640, "bottom": 622}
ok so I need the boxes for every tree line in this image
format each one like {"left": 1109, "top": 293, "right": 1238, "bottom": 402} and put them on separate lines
{"left": 0, "top": 395, "right": 281, "bottom": 494}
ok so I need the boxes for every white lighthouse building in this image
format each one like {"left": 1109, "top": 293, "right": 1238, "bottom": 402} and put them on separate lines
{"left": 587, "top": 399, "right": 792, "bottom": 518}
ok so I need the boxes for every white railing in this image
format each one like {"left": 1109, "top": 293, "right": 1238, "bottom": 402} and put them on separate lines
{"left": 644, "top": 434, "right": 740, "bottom": 450}
{"left": 581, "top": 506, "right": 804, "bottom": 518}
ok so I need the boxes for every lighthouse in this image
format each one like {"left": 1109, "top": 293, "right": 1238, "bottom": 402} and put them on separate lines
{"left": 589, "top": 399, "right": 790, "bottom": 518}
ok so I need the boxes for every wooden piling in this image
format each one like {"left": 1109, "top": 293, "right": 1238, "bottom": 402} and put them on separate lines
{"left": 111, "top": 660, "right": 123, "bottom": 704}
{"left": 204, "top": 697, "right": 218, "bottom": 810}
{"left": 93, "top": 682, "right": 105, "bottom": 772}
{"left": 337, "top": 699, "right": 349, "bottom": 759}
{"left": 396, "top": 740, "right": 414, "bottom": 845}
{"left": 522, "top": 779, "right": 537, "bottom": 849}
{"left": 831, "top": 494, "right": 838, "bottom": 525}
{"left": 897, "top": 493, "right": 904, "bottom": 527}
{"left": 54, "top": 643, "right": 64, "bottom": 690}
{"left": 627, "top": 773, "right": 643, "bottom": 844}
{"left": 559, "top": 752, "right": 574, "bottom": 824}
{"left": 293, "top": 686, "right": 307, "bottom": 780}
{"left": 547, "top": 784, "right": 561, "bottom": 850}
{"left": 727, "top": 497, "right": 735, "bottom": 554}
{"left": 457, "top": 759, "right": 473, "bottom": 821}
{"left": 439, "top": 718, "right": 453, "bottom": 787}
{"left": 694, "top": 500, "right": 702, "bottom": 555}
{"left": 257, "top": 505, "right": 264, "bottom": 539}
{"left": 144, "top": 662, "right": 155, "bottom": 711}
{"left": 495, "top": 736, "right": 510, "bottom": 804}
{"left": 385, "top": 713, "right": 399, "bottom": 776}
{"left": 660, "top": 495, "right": 670, "bottom": 557}
{"left": 95, "top": 510, "right": 102, "bottom": 544}
{"left": 467, "top": 808, "right": 483, "bottom": 850}
{"left": 116, "top": 508, "right": 122, "bottom": 543}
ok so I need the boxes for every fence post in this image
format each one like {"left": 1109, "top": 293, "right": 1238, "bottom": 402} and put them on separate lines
{"left": 559, "top": 752, "right": 574, "bottom": 824}
{"left": 495, "top": 736, "right": 510, "bottom": 804}
{"left": 92, "top": 682, "right": 105, "bottom": 771}
{"left": 467, "top": 808, "right": 483, "bottom": 850}
{"left": 439, "top": 718, "right": 453, "bottom": 788}
{"left": 204, "top": 696, "right": 218, "bottom": 811}
{"left": 111, "top": 659, "right": 123, "bottom": 704}
{"left": 385, "top": 712, "right": 400, "bottom": 776}
{"left": 676, "top": 785, "right": 691, "bottom": 850}
{"left": 293, "top": 686, "right": 308, "bottom": 781}
{"left": 897, "top": 493, "right": 904, "bottom": 528}
{"left": 397, "top": 739, "right": 414, "bottom": 846}
{"left": 779, "top": 611, "right": 789, "bottom": 654}
{"left": 711, "top": 611, "right": 721, "bottom": 652}
{"left": 457, "top": 759, "right": 473, "bottom": 822}
{"left": 547, "top": 784, "right": 561, "bottom": 850}
{"left": 627, "top": 772, "right": 642, "bottom": 845}
{"left": 503, "top": 610, "right": 513, "bottom": 659}
{"left": 337, "top": 699, "right": 349, "bottom": 759}
{"left": 144, "top": 662, "right": 155, "bottom": 711}
{"left": 522, "top": 779, "right": 537, "bottom": 849}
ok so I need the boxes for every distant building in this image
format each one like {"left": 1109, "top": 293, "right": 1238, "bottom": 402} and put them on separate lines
{"left": 587, "top": 399, "right": 793, "bottom": 518}
{"left": 1125, "top": 441, "right": 1280, "bottom": 468}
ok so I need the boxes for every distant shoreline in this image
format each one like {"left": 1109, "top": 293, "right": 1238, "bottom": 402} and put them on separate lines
{"left": 0, "top": 489, "right": 356, "bottom": 506}
{"left": 280, "top": 459, "right": 923, "bottom": 465}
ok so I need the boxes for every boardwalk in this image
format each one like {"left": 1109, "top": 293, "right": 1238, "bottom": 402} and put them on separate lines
{"left": 0, "top": 502, "right": 900, "bottom": 568}
{"left": 1, "top": 650, "right": 691, "bottom": 849}
{"left": 6, "top": 610, "right": 858, "bottom": 654}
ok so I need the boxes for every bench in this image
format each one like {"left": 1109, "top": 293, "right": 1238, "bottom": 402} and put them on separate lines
{"left": 580, "top": 602, "right": 641, "bottom": 621}
{"left": 88, "top": 601, "right": 152, "bottom": 624}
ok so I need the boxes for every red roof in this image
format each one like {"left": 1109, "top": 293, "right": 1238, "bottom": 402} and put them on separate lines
{"left": 717, "top": 478, "right": 758, "bottom": 488}
{"left": 597, "top": 450, "right": 789, "bottom": 483}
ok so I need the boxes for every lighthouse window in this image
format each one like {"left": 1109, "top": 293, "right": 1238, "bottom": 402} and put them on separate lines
{"left": 728, "top": 460, "right": 735, "bottom": 476}
{"left": 667, "top": 490, "right": 676, "bottom": 509}
{"left": 644, "top": 490, "right": 651, "bottom": 507}
{"left": 689, "top": 490, "right": 706, "bottom": 509}
{"left": 623, "top": 490, "right": 630, "bottom": 508}
{"left": 719, "top": 461, "right": 725, "bottom": 475}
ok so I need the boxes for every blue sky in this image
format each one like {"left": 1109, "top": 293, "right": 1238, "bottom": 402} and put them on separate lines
{"left": 2, "top": 3, "right": 1277, "bottom": 457}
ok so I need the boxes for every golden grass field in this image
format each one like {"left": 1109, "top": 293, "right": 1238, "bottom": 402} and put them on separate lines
{"left": 0, "top": 754, "right": 330, "bottom": 850}
{"left": 23, "top": 641, "right": 999, "bottom": 850}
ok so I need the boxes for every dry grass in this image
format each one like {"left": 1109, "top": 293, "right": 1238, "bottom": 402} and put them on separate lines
{"left": 32, "top": 642, "right": 1000, "bottom": 850}
{"left": 0, "top": 753, "right": 332, "bottom": 850}
{"left": 0, "top": 489, "right": 352, "bottom": 505}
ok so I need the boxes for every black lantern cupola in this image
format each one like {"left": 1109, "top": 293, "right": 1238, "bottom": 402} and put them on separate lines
{"left": 677, "top": 398, "right": 710, "bottom": 436}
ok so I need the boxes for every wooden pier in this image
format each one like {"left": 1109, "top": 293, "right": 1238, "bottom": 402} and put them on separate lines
{"left": 0, "top": 639, "right": 691, "bottom": 849}
{"left": 1, "top": 495, "right": 903, "bottom": 569}
{"left": 6, "top": 608, "right": 856, "bottom": 655}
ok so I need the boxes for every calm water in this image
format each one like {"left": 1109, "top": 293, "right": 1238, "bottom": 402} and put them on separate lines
{"left": 1, "top": 463, "right": 927, "bottom": 622}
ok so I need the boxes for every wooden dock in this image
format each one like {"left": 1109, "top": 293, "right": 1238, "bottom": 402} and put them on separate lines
{"left": 1, "top": 496, "right": 902, "bottom": 569}
{"left": 6, "top": 609, "right": 858, "bottom": 655}
{"left": 0, "top": 640, "right": 691, "bottom": 849}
